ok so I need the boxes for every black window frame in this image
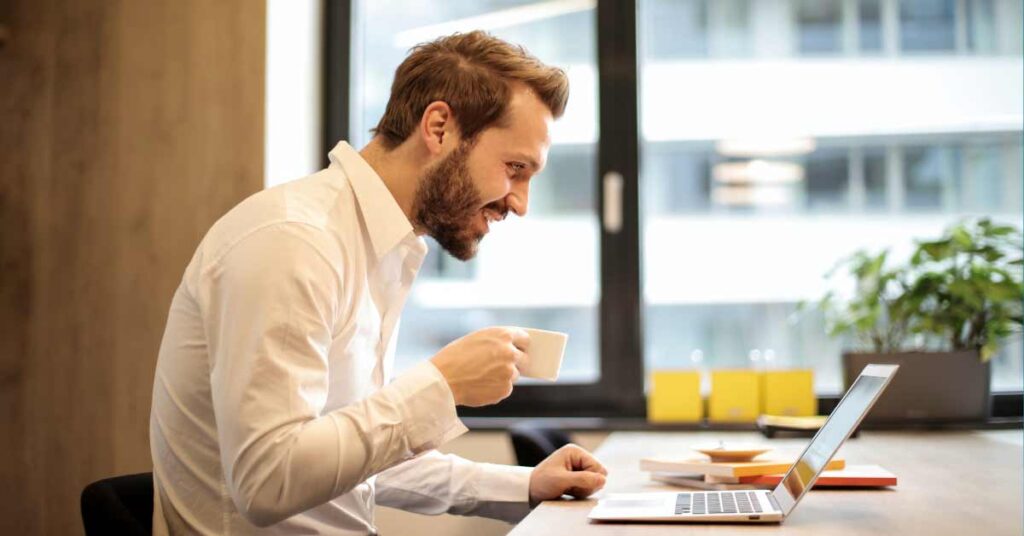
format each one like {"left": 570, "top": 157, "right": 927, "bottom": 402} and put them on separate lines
{"left": 322, "top": 0, "right": 1022, "bottom": 421}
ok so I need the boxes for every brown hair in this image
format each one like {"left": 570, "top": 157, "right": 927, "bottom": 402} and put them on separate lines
{"left": 372, "top": 31, "right": 569, "bottom": 149}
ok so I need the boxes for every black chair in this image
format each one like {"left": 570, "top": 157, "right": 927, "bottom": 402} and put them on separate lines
{"left": 508, "top": 421, "right": 573, "bottom": 467}
{"left": 81, "top": 472, "right": 154, "bottom": 536}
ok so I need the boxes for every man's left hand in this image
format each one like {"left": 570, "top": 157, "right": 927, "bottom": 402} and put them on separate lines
{"left": 528, "top": 444, "right": 608, "bottom": 507}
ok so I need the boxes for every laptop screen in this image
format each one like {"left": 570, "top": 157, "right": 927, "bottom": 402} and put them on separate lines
{"left": 771, "top": 365, "right": 897, "bottom": 515}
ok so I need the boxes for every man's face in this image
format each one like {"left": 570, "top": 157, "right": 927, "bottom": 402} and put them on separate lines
{"left": 412, "top": 87, "right": 553, "bottom": 261}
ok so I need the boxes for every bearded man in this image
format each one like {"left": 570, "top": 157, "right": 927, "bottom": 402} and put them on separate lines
{"left": 149, "top": 30, "right": 607, "bottom": 535}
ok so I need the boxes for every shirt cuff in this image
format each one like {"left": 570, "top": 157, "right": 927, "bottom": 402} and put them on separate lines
{"left": 468, "top": 463, "right": 534, "bottom": 522}
{"left": 387, "top": 360, "right": 468, "bottom": 454}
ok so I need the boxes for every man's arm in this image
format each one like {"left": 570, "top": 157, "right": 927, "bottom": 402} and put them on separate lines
{"left": 375, "top": 445, "right": 608, "bottom": 523}
{"left": 375, "top": 451, "right": 533, "bottom": 522}
{"left": 200, "top": 223, "right": 466, "bottom": 527}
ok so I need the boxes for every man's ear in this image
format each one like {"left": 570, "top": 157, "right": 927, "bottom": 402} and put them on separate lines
{"left": 418, "top": 101, "right": 460, "bottom": 156}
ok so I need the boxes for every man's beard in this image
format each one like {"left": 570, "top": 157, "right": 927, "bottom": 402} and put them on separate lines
{"left": 412, "top": 143, "right": 506, "bottom": 261}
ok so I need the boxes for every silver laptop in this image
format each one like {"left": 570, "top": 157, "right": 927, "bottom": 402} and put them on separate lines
{"left": 589, "top": 364, "right": 899, "bottom": 523}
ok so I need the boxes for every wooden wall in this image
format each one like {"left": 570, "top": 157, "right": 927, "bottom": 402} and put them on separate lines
{"left": 0, "top": 1, "right": 265, "bottom": 533}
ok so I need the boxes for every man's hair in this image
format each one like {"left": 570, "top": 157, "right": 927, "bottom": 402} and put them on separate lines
{"left": 372, "top": 31, "right": 569, "bottom": 149}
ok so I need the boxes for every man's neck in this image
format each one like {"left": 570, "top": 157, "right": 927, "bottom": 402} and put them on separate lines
{"left": 358, "top": 138, "right": 422, "bottom": 231}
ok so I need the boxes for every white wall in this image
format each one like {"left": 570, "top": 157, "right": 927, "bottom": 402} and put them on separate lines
{"left": 265, "top": 0, "right": 323, "bottom": 187}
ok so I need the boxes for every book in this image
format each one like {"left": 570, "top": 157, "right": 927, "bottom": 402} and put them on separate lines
{"left": 757, "top": 414, "right": 828, "bottom": 430}
{"left": 756, "top": 414, "right": 834, "bottom": 438}
{"left": 650, "top": 472, "right": 768, "bottom": 491}
{"left": 736, "top": 465, "right": 897, "bottom": 487}
{"left": 639, "top": 456, "right": 845, "bottom": 478}
{"left": 651, "top": 465, "right": 896, "bottom": 489}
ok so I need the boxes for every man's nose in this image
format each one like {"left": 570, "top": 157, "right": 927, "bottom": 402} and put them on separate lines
{"left": 506, "top": 181, "right": 530, "bottom": 217}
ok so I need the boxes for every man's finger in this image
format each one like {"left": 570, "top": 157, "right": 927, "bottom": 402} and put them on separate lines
{"left": 512, "top": 347, "right": 530, "bottom": 375}
{"left": 561, "top": 471, "right": 606, "bottom": 498}
{"left": 561, "top": 444, "right": 608, "bottom": 475}
{"left": 508, "top": 327, "right": 530, "bottom": 352}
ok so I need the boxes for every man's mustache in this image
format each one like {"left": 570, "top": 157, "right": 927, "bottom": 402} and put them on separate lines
{"left": 482, "top": 200, "right": 509, "bottom": 221}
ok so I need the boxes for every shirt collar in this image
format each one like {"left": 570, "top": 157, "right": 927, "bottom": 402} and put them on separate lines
{"left": 328, "top": 141, "right": 419, "bottom": 260}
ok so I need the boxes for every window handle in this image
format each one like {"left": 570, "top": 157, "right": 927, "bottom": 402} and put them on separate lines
{"left": 603, "top": 171, "right": 623, "bottom": 234}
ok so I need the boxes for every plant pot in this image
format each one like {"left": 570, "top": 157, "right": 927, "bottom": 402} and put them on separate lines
{"left": 842, "top": 350, "right": 990, "bottom": 424}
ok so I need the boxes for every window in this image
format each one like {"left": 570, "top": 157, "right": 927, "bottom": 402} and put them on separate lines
{"left": 641, "top": 0, "right": 707, "bottom": 59}
{"left": 858, "top": 0, "right": 883, "bottom": 52}
{"left": 637, "top": 0, "right": 1023, "bottom": 396}
{"left": 796, "top": 0, "right": 842, "bottom": 54}
{"left": 327, "top": 0, "right": 1024, "bottom": 415}
{"left": 899, "top": 0, "right": 956, "bottom": 52}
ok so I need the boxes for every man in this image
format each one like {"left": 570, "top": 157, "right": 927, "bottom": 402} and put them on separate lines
{"left": 150, "top": 31, "right": 607, "bottom": 535}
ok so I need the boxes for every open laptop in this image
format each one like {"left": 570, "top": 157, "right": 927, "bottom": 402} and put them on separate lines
{"left": 589, "top": 364, "right": 899, "bottom": 523}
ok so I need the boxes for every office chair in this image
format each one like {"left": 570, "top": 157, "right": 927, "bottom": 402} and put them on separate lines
{"left": 508, "top": 421, "right": 573, "bottom": 467}
{"left": 81, "top": 472, "right": 154, "bottom": 536}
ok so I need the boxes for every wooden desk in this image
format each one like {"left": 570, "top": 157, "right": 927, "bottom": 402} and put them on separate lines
{"left": 511, "top": 430, "right": 1023, "bottom": 536}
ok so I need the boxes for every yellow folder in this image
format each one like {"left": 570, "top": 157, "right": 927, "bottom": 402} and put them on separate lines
{"left": 761, "top": 369, "right": 815, "bottom": 417}
{"left": 709, "top": 369, "right": 761, "bottom": 422}
{"left": 647, "top": 370, "right": 703, "bottom": 423}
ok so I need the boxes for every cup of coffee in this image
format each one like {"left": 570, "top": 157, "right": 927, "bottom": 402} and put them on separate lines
{"left": 517, "top": 328, "right": 568, "bottom": 381}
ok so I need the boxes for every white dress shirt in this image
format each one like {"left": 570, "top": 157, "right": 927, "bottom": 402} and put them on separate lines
{"left": 150, "top": 142, "right": 532, "bottom": 535}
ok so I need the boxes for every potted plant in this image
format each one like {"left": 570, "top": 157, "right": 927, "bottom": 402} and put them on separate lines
{"left": 818, "top": 218, "right": 1023, "bottom": 423}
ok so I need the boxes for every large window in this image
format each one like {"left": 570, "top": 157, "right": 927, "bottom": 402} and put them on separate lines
{"left": 330, "top": 0, "right": 1023, "bottom": 415}
{"left": 638, "top": 0, "right": 1023, "bottom": 394}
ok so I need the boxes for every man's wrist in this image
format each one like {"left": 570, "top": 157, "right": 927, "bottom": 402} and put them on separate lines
{"left": 390, "top": 361, "right": 468, "bottom": 451}
{"left": 528, "top": 468, "right": 540, "bottom": 508}
{"left": 428, "top": 358, "right": 462, "bottom": 406}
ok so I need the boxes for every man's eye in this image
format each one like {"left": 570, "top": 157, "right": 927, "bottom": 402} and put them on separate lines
{"left": 507, "top": 162, "right": 525, "bottom": 174}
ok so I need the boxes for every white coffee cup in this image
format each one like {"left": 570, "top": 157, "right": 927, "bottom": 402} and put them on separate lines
{"left": 517, "top": 328, "right": 568, "bottom": 381}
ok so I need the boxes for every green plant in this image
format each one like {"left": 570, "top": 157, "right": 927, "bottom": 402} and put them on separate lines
{"left": 818, "top": 218, "right": 1023, "bottom": 361}
{"left": 905, "top": 219, "right": 1023, "bottom": 361}
{"left": 817, "top": 250, "right": 915, "bottom": 354}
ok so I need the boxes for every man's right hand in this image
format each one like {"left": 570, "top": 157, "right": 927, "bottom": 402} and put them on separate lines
{"left": 430, "top": 327, "right": 530, "bottom": 407}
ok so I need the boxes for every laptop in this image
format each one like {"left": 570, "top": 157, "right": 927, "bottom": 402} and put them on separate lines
{"left": 589, "top": 364, "right": 899, "bottom": 523}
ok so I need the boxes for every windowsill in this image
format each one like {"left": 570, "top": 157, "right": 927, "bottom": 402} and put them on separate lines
{"left": 462, "top": 416, "right": 1024, "bottom": 432}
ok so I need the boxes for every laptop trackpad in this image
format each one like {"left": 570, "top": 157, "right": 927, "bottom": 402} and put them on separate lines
{"left": 603, "top": 499, "right": 666, "bottom": 509}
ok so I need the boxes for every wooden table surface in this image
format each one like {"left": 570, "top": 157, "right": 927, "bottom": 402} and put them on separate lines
{"left": 510, "top": 430, "right": 1023, "bottom": 536}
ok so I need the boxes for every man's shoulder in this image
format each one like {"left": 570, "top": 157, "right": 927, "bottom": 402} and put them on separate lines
{"left": 198, "top": 168, "right": 360, "bottom": 270}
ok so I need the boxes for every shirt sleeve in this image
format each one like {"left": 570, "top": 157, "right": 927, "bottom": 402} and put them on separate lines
{"left": 375, "top": 450, "right": 533, "bottom": 523}
{"left": 198, "top": 223, "right": 467, "bottom": 528}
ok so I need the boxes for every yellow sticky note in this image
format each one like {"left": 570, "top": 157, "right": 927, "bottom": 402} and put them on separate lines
{"left": 709, "top": 369, "right": 761, "bottom": 422}
{"left": 761, "top": 369, "right": 815, "bottom": 417}
{"left": 647, "top": 370, "right": 702, "bottom": 423}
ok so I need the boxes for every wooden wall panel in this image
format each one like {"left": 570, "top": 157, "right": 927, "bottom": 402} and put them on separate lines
{"left": 0, "top": 0, "right": 265, "bottom": 533}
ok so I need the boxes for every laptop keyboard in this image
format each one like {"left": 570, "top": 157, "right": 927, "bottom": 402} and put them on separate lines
{"left": 674, "top": 491, "right": 764, "bottom": 515}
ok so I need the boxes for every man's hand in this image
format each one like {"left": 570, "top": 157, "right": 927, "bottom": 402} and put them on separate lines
{"left": 430, "top": 327, "right": 530, "bottom": 407}
{"left": 529, "top": 444, "right": 608, "bottom": 507}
